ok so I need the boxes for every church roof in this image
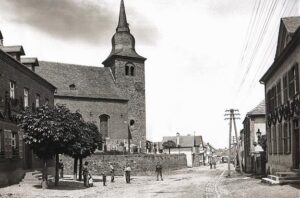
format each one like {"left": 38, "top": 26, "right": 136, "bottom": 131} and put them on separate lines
{"left": 162, "top": 135, "right": 203, "bottom": 147}
{"left": 247, "top": 100, "right": 265, "bottom": 116}
{"left": 35, "top": 61, "right": 127, "bottom": 101}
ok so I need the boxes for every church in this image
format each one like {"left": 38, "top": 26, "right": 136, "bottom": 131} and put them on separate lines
{"left": 35, "top": 0, "right": 147, "bottom": 152}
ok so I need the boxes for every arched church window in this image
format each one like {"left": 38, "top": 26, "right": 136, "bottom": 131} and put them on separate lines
{"left": 125, "top": 66, "right": 129, "bottom": 76}
{"left": 100, "top": 114, "right": 110, "bottom": 138}
{"left": 130, "top": 66, "right": 135, "bottom": 76}
{"left": 125, "top": 63, "right": 135, "bottom": 76}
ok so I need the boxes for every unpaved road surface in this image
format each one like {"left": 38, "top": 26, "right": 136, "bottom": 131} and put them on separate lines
{"left": 0, "top": 163, "right": 299, "bottom": 198}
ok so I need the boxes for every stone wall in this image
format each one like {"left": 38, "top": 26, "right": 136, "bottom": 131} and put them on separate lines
{"left": 60, "top": 153, "right": 187, "bottom": 176}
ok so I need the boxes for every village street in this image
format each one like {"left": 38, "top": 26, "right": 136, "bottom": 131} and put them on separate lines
{"left": 0, "top": 163, "right": 299, "bottom": 198}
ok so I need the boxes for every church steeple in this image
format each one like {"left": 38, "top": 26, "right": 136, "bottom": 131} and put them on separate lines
{"left": 102, "top": 0, "right": 146, "bottom": 66}
{"left": 117, "top": 0, "right": 130, "bottom": 32}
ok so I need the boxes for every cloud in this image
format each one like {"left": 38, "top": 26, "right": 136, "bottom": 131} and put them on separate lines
{"left": 0, "top": 0, "right": 157, "bottom": 45}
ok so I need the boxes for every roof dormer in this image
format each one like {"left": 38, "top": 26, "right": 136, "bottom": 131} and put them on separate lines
{"left": 21, "top": 57, "right": 39, "bottom": 72}
{"left": 0, "top": 45, "right": 25, "bottom": 61}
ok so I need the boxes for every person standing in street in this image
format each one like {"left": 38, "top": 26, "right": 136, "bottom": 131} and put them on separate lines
{"left": 102, "top": 172, "right": 107, "bottom": 186}
{"left": 155, "top": 162, "right": 163, "bottom": 181}
{"left": 58, "top": 159, "right": 64, "bottom": 178}
{"left": 109, "top": 162, "right": 115, "bottom": 183}
{"left": 124, "top": 163, "right": 131, "bottom": 184}
{"left": 82, "top": 161, "right": 89, "bottom": 187}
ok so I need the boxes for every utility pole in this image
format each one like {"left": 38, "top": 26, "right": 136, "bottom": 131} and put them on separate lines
{"left": 225, "top": 109, "right": 241, "bottom": 176}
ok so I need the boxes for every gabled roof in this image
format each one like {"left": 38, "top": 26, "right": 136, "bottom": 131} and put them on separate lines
{"left": 162, "top": 135, "right": 203, "bottom": 147}
{"left": 21, "top": 57, "right": 39, "bottom": 66}
{"left": 35, "top": 61, "right": 127, "bottom": 101}
{"left": 247, "top": 100, "right": 265, "bottom": 116}
{"left": 0, "top": 45, "right": 25, "bottom": 55}
{"left": 282, "top": 16, "right": 300, "bottom": 35}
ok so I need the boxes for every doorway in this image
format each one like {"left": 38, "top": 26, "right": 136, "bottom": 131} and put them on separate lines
{"left": 293, "top": 119, "right": 300, "bottom": 169}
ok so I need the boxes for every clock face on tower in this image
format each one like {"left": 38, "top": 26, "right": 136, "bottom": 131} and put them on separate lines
{"left": 135, "top": 82, "right": 144, "bottom": 92}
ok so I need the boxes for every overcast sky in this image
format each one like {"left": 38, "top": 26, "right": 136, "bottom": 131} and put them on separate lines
{"left": 0, "top": 0, "right": 299, "bottom": 148}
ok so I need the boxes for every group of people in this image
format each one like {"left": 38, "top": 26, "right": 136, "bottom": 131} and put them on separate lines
{"left": 82, "top": 161, "right": 164, "bottom": 187}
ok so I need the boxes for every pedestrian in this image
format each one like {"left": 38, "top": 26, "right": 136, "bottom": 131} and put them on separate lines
{"left": 155, "top": 162, "right": 163, "bottom": 181}
{"left": 124, "top": 163, "right": 131, "bottom": 184}
{"left": 82, "top": 161, "right": 89, "bottom": 187}
{"left": 109, "top": 162, "right": 115, "bottom": 183}
{"left": 212, "top": 156, "right": 217, "bottom": 169}
{"left": 209, "top": 156, "right": 212, "bottom": 169}
{"left": 58, "top": 159, "right": 64, "bottom": 178}
{"left": 102, "top": 172, "right": 107, "bottom": 186}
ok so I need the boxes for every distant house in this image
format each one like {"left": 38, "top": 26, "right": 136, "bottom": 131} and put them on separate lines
{"left": 162, "top": 133, "right": 204, "bottom": 167}
{"left": 243, "top": 100, "right": 266, "bottom": 174}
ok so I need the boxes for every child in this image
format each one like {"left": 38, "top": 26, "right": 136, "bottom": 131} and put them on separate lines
{"left": 88, "top": 174, "right": 93, "bottom": 187}
{"left": 102, "top": 172, "right": 107, "bottom": 186}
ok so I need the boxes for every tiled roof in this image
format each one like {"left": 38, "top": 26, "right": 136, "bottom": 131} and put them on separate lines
{"left": 247, "top": 100, "right": 265, "bottom": 116}
{"left": 21, "top": 57, "right": 39, "bottom": 66}
{"left": 282, "top": 16, "right": 300, "bottom": 35}
{"left": 162, "top": 135, "right": 203, "bottom": 147}
{"left": 0, "top": 45, "right": 25, "bottom": 55}
{"left": 35, "top": 61, "right": 127, "bottom": 101}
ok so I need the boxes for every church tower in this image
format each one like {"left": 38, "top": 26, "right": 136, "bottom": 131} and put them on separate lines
{"left": 103, "top": 0, "right": 146, "bottom": 152}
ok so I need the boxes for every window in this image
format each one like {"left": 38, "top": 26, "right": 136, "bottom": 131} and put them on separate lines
{"left": 283, "top": 74, "right": 288, "bottom": 103}
{"left": 45, "top": 98, "right": 49, "bottom": 106}
{"left": 11, "top": 132, "right": 16, "bottom": 149}
{"left": 288, "top": 64, "right": 299, "bottom": 98}
{"left": 278, "top": 124, "right": 283, "bottom": 154}
{"left": 272, "top": 126, "right": 277, "bottom": 154}
{"left": 268, "top": 128, "right": 272, "bottom": 155}
{"left": 0, "top": 129, "right": 3, "bottom": 154}
{"left": 283, "top": 122, "right": 288, "bottom": 154}
{"left": 130, "top": 66, "right": 135, "bottom": 76}
{"left": 100, "top": 114, "right": 110, "bottom": 138}
{"left": 125, "top": 66, "right": 130, "bottom": 76}
{"left": 24, "top": 88, "right": 29, "bottom": 108}
{"left": 276, "top": 80, "right": 282, "bottom": 107}
{"left": 35, "top": 94, "right": 40, "bottom": 108}
{"left": 9, "top": 81, "right": 16, "bottom": 99}
{"left": 69, "top": 84, "right": 76, "bottom": 90}
{"left": 125, "top": 63, "right": 135, "bottom": 76}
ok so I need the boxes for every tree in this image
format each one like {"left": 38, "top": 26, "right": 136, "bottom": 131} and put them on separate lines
{"left": 18, "top": 104, "right": 79, "bottom": 188}
{"left": 65, "top": 116, "right": 101, "bottom": 181}
{"left": 162, "top": 140, "right": 176, "bottom": 154}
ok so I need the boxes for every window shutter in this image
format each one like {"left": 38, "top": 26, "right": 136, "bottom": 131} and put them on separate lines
{"left": 18, "top": 130, "right": 23, "bottom": 159}
{"left": 295, "top": 64, "right": 299, "bottom": 93}
{"left": 4, "top": 130, "right": 12, "bottom": 158}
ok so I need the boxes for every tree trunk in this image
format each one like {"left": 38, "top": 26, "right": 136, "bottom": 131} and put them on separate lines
{"left": 79, "top": 157, "right": 83, "bottom": 181}
{"left": 41, "top": 159, "right": 48, "bottom": 189}
{"left": 73, "top": 157, "right": 78, "bottom": 180}
{"left": 169, "top": 148, "right": 170, "bottom": 154}
{"left": 55, "top": 154, "right": 59, "bottom": 186}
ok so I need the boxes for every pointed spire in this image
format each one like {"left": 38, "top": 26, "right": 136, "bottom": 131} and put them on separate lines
{"left": 117, "top": 0, "right": 130, "bottom": 32}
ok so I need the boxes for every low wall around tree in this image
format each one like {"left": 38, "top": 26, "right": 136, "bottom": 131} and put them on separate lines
{"left": 60, "top": 153, "right": 187, "bottom": 176}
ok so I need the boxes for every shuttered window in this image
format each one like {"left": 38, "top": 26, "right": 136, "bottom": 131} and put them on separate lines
{"left": 283, "top": 74, "right": 288, "bottom": 103}
{"left": 276, "top": 80, "right": 282, "bottom": 107}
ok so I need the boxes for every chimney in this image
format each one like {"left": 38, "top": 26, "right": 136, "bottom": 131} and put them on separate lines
{"left": 176, "top": 132, "right": 180, "bottom": 146}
